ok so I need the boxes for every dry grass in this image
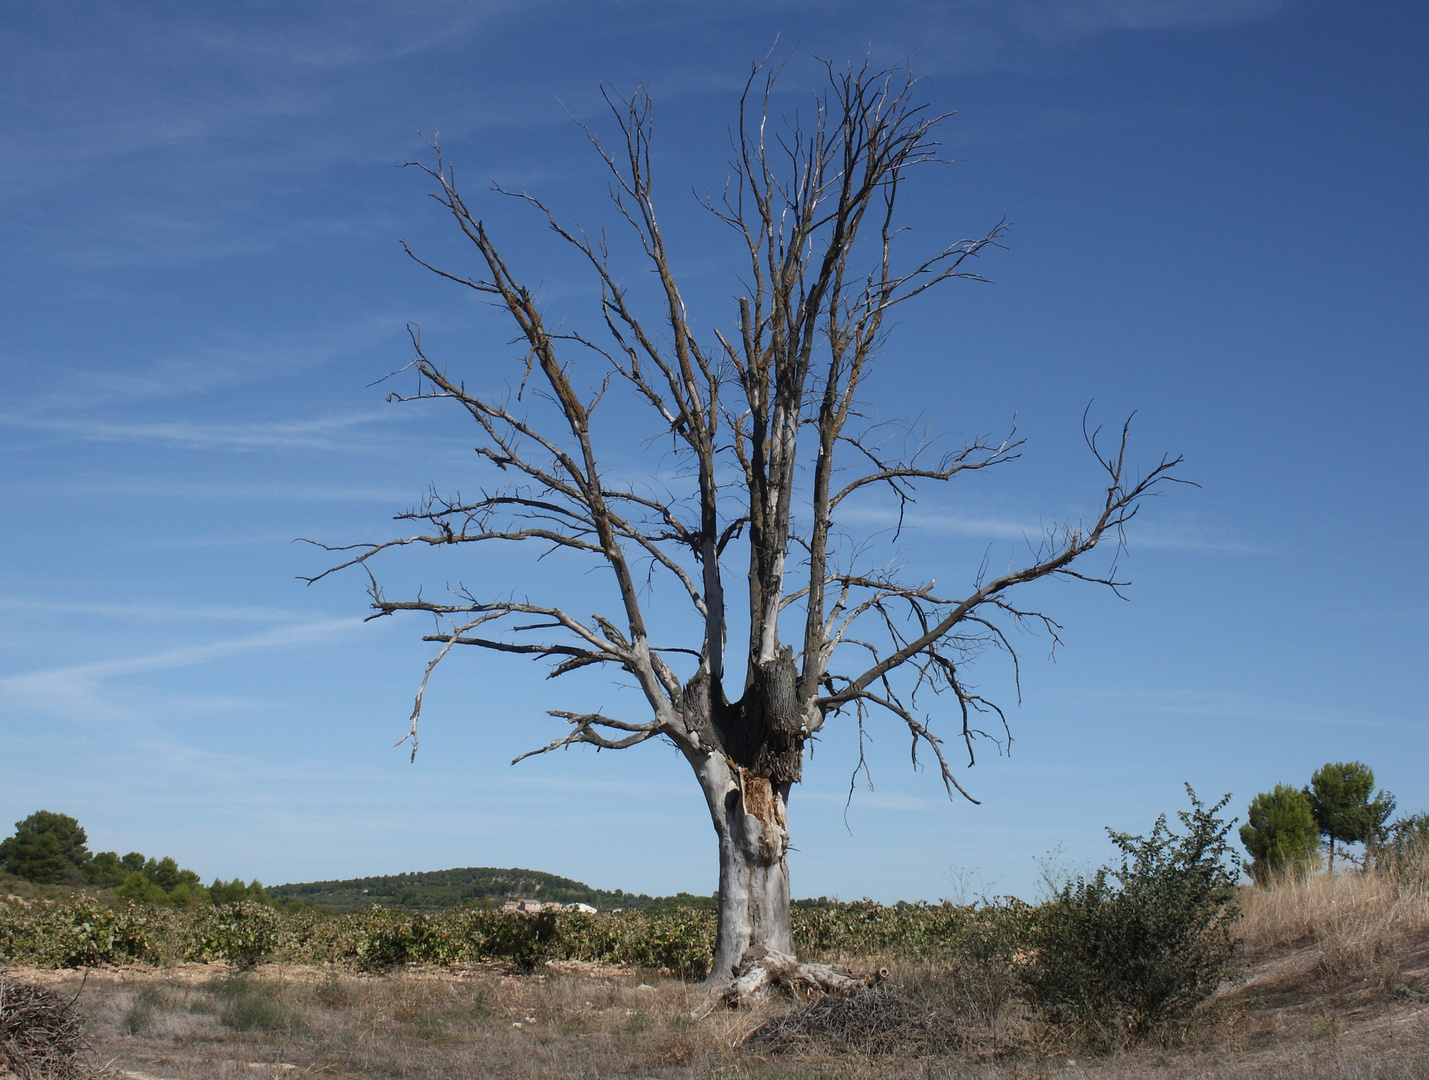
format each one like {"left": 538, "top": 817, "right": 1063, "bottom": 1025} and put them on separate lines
{"left": 0, "top": 952, "right": 1417, "bottom": 1080}
{"left": 1238, "top": 863, "right": 1429, "bottom": 982}
{"left": 19, "top": 963, "right": 757, "bottom": 1080}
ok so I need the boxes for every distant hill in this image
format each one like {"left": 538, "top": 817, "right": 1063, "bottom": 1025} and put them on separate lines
{"left": 268, "top": 866, "right": 655, "bottom": 913}
{"left": 639, "top": 891, "right": 718, "bottom": 915}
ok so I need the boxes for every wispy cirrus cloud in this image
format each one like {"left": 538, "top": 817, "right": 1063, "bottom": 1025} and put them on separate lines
{"left": 0, "top": 0, "right": 1298, "bottom": 275}
{"left": 987, "top": 0, "right": 1291, "bottom": 41}
{"left": 0, "top": 2, "right": 531, "bottom": 175}
{"left": 1066, "top": 686, "right": 1416, "bottom": 731}
{"left": 0, "top": 617, "right": 365, "bottom": 723}
{"left": 2, "top": 475, "right": 416, "bottom": 504}
{"left": 1, "top": 410, "right": 394, "bottom": 452}
{"left": 684, "top": 0, "right": 1296, "bottom": 76}
{"left": 1, "top": 317, "right": 427, "bottom": 453}
{"left": 0, "top": 597, "right": 322, "bottom": 624}
{"left": 837, "top": 504, "right": 1265, "bottom": 555}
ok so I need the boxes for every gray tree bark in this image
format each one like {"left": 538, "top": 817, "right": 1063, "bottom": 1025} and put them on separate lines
{"left": 679, "top": 649, "right": 806, "bottom": 980}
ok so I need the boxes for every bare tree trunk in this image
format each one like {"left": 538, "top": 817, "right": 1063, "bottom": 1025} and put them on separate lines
{"left": 688, "top": 743, "right": 877, "bottom": 1016}
{"left": 709, "top": 762, "right": 793, "bottom": 981}
{"left": 681, "top": 650, "right": 805, "bottom": 984}
{"left": 684, "top": 734, "right": 795, "bottom": 982}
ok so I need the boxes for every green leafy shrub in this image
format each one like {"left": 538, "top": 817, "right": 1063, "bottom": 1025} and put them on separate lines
{"left": 465, "top": 910, "right": 561, "bottom": 971}
{"left": 0, "top": 897, "right": 169, "bottom": 967}
{"left": 610, "top": 908, "right": 715, "bottom": 975}
{"left": 792, "top": 899, "right": 1032, "bottom": 967}
{"left": 194, "top": 902, "right": 280, "bottom": 968}
{"left": 3, "top": 886, "right": 1037, "bottom": 979}
{"left": 1023, "top": 787, "right": 1240, "bottom": 1051}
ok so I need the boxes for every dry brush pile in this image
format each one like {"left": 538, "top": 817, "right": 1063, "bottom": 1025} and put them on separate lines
{"left": 0, "top": 970, "right": 87, "bottom": 1080}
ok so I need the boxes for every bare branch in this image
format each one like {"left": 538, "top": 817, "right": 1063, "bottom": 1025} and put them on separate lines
{"left": 511, "top": 710, "right": 664, "bottom": 764}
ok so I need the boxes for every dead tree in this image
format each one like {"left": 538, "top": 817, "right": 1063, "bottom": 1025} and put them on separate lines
{"left": 306, "top": 60, "right": 1183, "bottom": 1004}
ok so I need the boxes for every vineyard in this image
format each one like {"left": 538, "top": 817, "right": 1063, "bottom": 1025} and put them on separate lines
{"left": 0, "top": 895, "right": 1032, "bottom": 978}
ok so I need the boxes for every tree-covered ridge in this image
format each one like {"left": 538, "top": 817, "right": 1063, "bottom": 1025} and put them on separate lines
{"left": 267, "top": 867, "right": 654, "bottom": 912}
{"left": 0, "top": 811, "right": 265, "bottom": 908}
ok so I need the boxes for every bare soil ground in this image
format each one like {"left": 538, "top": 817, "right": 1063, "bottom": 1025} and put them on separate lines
{"left": 7, "top": 940, "right": 1429, "bottom": 1080}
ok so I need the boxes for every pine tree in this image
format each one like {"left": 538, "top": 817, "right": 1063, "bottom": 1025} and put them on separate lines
{"left": 0, "top": 811, "right": 91, "bottom": 884}
{"left": 1306, "top": 762, "right": 1395, "bottom": 873}
{"left": 1240, "top": 785, "right": 1319, "bottom": 883}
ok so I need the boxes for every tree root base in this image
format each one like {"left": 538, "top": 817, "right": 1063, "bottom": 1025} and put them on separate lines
{"left": 692, "top": 947, "right": 889, "bottom": 1019}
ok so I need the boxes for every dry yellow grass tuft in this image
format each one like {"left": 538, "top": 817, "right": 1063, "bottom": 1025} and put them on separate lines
{"left": 1237, "top": 860, "right": 1429, "bottom": 981}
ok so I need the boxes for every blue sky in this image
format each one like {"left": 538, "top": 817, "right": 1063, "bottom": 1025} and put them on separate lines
{"left": 2, "top": 0, "right": 1425, "bottom": 903}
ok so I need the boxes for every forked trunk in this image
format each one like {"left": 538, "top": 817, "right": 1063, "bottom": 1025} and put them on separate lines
{"left": 679, "top": 651, "right": 804, "bottom": 983}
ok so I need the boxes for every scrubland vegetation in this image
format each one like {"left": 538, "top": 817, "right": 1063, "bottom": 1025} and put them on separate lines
{"left": 6, "top": 852, "right": 1429, "bottom": 1079}
{"left": 4, "top": 785, "right": 1427, "bottom": 1077}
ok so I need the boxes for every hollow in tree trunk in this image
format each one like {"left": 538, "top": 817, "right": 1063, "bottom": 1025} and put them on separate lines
{"left": 682, "top": 649, "right": 823, "bottom": 993}
{"left": 693, "top": 752, "right": 794, "bottom": 980}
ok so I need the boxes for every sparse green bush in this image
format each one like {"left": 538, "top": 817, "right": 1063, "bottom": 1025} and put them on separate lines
{"left": 1023, "top": 787, "right": 1240, "bottom": 1051}
{"left": 1369, "top": 812, "right": 1429, "bottom": 882}
{"left": 205, "top": 975, "right": 307, "bottom": 1033}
